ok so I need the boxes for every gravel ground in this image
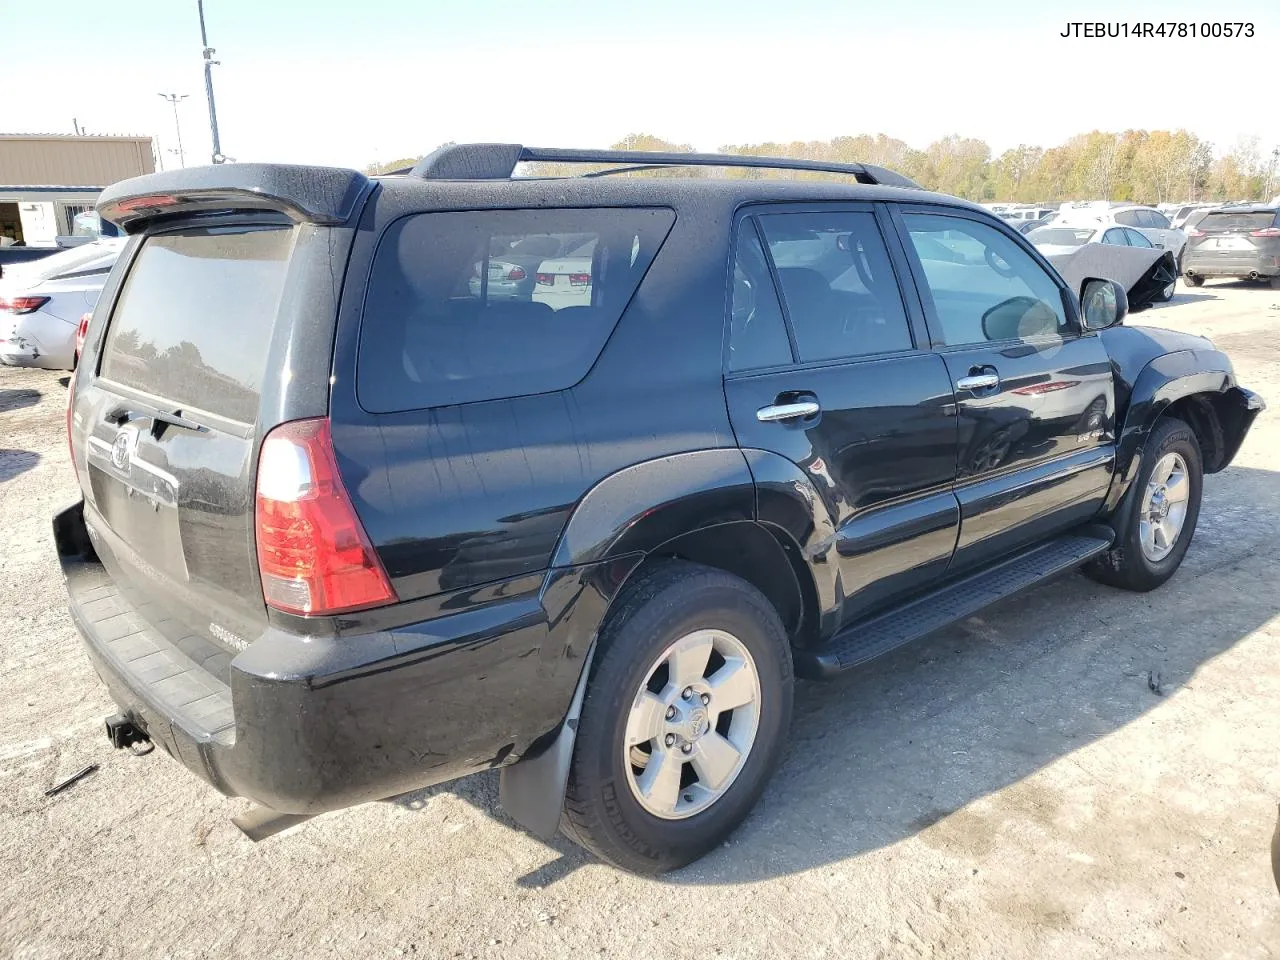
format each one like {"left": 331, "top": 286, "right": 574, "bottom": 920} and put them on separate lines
{"left": 2, "top": 282, "right": 1279, "bottom": 959}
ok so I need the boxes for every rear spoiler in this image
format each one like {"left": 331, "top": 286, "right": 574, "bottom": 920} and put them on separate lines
{"left": 97, "top": 164, "right": 372, "bottom": 230}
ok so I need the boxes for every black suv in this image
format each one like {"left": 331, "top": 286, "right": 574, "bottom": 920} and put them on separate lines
{"left": 57, "top": 144, "right": 1263, "bottom": 874}
{"left": 1182, "top": 204, "right": 1280, "bottom": 288}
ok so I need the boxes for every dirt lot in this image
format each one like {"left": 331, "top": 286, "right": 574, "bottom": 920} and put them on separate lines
{"left": 2, "top": 282, "right": 1279, "bottom": 960}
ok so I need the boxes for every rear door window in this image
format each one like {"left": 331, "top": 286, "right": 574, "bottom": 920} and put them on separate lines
{"left": 1114, "top": 210, "right": 1141, "bottom": 227}
{"left": 1123, "top": 228, "right": 1153, "bottom": 248}
{"left": 727, "top": 221, "right": 792, "bottom": 371}
{"left": 758, "top": 210, "right": 913, "bottom": 362}
{"left": 358, "top": 207, "right": 674, "bottom": 412}
{"left": 99, "top": 225, "right": 294, "bottom": 424}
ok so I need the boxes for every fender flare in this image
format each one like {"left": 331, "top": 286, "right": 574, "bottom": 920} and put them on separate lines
{"left": 1105, "top": 347, "right": 1257, "bottom": 524}
{"left": 500, "top": 448, "right": 755, "bottom": 838}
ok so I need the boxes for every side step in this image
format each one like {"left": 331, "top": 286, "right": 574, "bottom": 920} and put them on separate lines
{"left": 795, "top": 530, "right": 1114, "bottom": 680}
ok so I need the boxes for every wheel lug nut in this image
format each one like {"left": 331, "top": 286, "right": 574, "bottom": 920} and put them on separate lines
{"left": 665, "top": 706, "right": 676, "bottom": 720}
{"left": 700, "top": 693, "right": 710, "bottom": 705}
{"left": 681, "top": 743, "right": 692, "bottom": 754}
{"left": 681, "top": 687, "right": 694, "bottom": 700}
{"left": 664, "top": 733, "right": 675, "bottom": 747}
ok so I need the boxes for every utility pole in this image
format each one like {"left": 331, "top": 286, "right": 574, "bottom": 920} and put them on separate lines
{"left": 197, "top": 0, "right": 226, "bottom": 163}
{"left": 158, "top": 93, "right": 189, "bottom": 168}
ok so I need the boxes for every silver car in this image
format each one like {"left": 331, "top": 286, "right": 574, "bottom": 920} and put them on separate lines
{"left": 0, "top": 239, "right": 124, "bottom": 370}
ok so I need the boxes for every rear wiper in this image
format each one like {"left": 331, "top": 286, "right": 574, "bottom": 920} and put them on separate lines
{"left": 108, "top": 405, "right": 208, "bottom": 435}
{"left": 150, "top": 409, "right": 208, "bottom": 434}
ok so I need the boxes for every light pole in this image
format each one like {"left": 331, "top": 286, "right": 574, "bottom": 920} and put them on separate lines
{"left": 158, "top": 93, "right": 188, "bottom": 168}
{"left": 197, "top": 0, "right": 226, "bottom": 163}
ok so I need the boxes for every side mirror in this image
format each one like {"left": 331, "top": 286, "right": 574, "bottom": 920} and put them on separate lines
{"left": 1080, "top": 278, "right": 1128, "bottom": 331}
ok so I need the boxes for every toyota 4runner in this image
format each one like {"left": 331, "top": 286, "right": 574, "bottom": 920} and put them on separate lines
{"left": 57, "top": 144, "right": 1263, "bottom": 873}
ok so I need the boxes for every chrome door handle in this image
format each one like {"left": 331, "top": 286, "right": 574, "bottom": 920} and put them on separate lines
{"left": 955, "top": 373, "right": 1000, "bottom": 392}
{"left": 756, "top": 400, "right": 820, "bottom": 422}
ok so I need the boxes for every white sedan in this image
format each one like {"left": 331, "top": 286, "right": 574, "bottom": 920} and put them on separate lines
{"left": 0, "top": 239, "right": 124, "bottom": 370}
{"left": 1051, "top": 202, "right": 1188, "bottom": 265}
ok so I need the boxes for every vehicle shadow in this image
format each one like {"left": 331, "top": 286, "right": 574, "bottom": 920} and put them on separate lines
{"left": 393, "top": 464, "right": 1280, "bottom": 887}
{"left": 0, "top": 449, "right": 40, "bottom": 483}
{"left": 0, "top": 388, "right": 41, "bottom": 413}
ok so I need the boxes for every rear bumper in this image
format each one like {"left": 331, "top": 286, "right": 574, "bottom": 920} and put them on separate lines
{"left": 1183, "top": 254, "right": 1279, "bottom": 279}
{"left": 55, "top": 501, "right": 598, "bottom": 814}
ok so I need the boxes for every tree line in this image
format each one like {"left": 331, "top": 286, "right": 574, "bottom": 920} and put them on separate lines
{"left": 367, "top": 131, "right": 1279, "bottom": 204}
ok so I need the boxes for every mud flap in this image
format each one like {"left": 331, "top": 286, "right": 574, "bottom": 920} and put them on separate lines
{"left": 498, "top": 641, "right": 595, "bottom": 839}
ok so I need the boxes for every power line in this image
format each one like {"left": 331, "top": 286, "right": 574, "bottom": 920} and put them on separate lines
{"left": 158, "top": 93, "right": 189, "bottom": 168}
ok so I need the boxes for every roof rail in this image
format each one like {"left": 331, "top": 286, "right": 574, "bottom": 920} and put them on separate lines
{"left": 405, "top": 143, "right": 922, "bottom": 189}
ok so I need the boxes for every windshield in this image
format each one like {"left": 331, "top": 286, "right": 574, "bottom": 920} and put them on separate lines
{"left": 1028, "top": 227, "right": 1095, "bottom": 246}
{"left": 4, "top": 240, "right": 125, "bottom": 286}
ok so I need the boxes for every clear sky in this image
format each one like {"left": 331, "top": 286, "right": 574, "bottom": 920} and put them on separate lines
{"left": 2, "top": 0, "right": 1276, "bottom": 171}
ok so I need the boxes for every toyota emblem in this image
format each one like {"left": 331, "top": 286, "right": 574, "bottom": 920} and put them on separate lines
{"left": 110, "top": 428, "right": 137, "bottom": 470}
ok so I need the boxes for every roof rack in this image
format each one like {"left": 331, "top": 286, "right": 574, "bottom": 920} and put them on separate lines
{"left": 403, "top": 143, "right": 922, "bottom": 189}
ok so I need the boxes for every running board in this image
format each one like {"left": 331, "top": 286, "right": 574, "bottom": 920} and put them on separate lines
{"left": 795, "top": 530, "right": 1114, "bottom": 680}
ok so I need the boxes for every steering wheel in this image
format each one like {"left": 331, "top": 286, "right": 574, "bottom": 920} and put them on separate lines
{"left": 985, "top": 245, "right": 1017, "bottom": 279}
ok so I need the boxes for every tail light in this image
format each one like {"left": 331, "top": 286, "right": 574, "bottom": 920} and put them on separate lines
{"left": 255, "top": 418, "right": 396, "bottom": 616}
{"left": 66, "top": 374, "right": 76, "bottom": 466}
{"left": 569, "top": 273, "right": 591, "bottom": 286}
{"left": 0, "top": 296, "right": 51, "bottom": 315}
{"left": 1249, "top": 227, "right": 1280, "bottom": 238}
{"left": 535, "top": 273, "right": 554, "bottom": 285}
{"left": 75, "top": 312, "right": 91, "bottom": 358}
{"left": 506, "top": 265, "right": 527, "bottom": 281}
{"left": 1187, "top": 229, "right": 1205, "bottom": 238}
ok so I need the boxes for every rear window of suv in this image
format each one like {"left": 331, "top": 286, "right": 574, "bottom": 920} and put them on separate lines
{"left": 357, "top": 207, "right": 675, "bottom": 412}
{"left": 1197, "top": 212, "right": 1278, "bottom": 232}
{"left": 99, "top": 225, "right": 294, "bottom": 424}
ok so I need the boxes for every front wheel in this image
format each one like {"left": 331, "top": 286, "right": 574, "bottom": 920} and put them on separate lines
{"left": 561, "top": 561, "right": 793, "bottom": 873}
{"left": 1086, "top": 417, "right": 1202, "bottom": 592}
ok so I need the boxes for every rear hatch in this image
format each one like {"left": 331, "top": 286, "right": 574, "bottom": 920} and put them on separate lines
{"left": 1187, "top": 209, "right": 1280, "bottom": 264}
{"left": 78, "top": 226, "right": 293, "bottom": 663}
{"left": 69, "top": 165, "right": 370, "bottom": 665}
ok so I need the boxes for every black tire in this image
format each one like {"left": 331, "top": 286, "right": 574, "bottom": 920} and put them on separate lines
{"left": 561, "top": 560, "right": 793, "bottom": 874}
{"left": 1085, "top": 417, "right": 1202, "bottom": 592}
{"left": 1269, "top": 276, "right": 1280, "bottom": 291}
{"left": 1184, "top": 274, "right": 1205, "bottom": 287}
{"left": 1156, "top": 280, "right": 1176, "bottom": 303}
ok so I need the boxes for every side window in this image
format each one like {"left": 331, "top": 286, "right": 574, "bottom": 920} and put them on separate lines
{"left": 358, "top": 207, "right": 675, "bottom": 412}
{"left": 757, "top": 210, "right": 912, "bottom": 362}
{"left": 1102, "top": 228, "right": 1128, "bottom": 246}
{"left": 1114, "top": 210, "right": 1140, "bottom": 227}
{"left": 1124, "top": 228, "right": 1153, "bottom": 248}
{"left": 727, "top": 221, "right": 792, "bottom": 372}
{"left": 903, "top": 212, "right": 1069, "bottom": 345}
{"left": 1145, "top": 210, "right": 1171, "bottom": 229}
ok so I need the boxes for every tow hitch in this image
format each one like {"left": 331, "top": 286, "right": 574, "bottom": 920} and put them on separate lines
{"left": 105, "top": 713, "right": 151, "bottom": 753}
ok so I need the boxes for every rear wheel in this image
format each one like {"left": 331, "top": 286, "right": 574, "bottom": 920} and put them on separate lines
{"left": 561, "top": 561, "right": 793, "bottom": 874}
{"left": 1086, "top": 417, "right": 1202, "bottom": 592}
{"left": 1270, "top": 276, "right": 1280, "bottom": 290}
{"left": 1184, "top": 274, "right": 1205, "bottom": 287}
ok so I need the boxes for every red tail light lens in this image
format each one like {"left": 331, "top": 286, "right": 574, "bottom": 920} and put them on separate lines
{"left": 1249, "top": 227, "right": 1280, "bottom": 238}
{"left": 0, "top": 296, "right": 51, "bottom": 315}
{"left": 1187, "top": 229, "right": 1205, "bottom": 238}
{"left": 255, "top": 418, "right": 396, "bottom": 616}
{"left": 535, "top": 273, "right": 554, "bottom": 285}
{"left": 569, "top": 273, "right": 591, "bottom": 286}
{"left": 75, "top": 312, "right": 91, "bottom": 357}
{"left": 506, "top": 265, "right": 527, "bottom": 281}
{"left": 66, "top": 374, "right": 76, "bottom": 466}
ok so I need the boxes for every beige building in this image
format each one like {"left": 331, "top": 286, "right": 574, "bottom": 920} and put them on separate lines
{"left": 0, "top": 134, "right": 155, "bottom": 245}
